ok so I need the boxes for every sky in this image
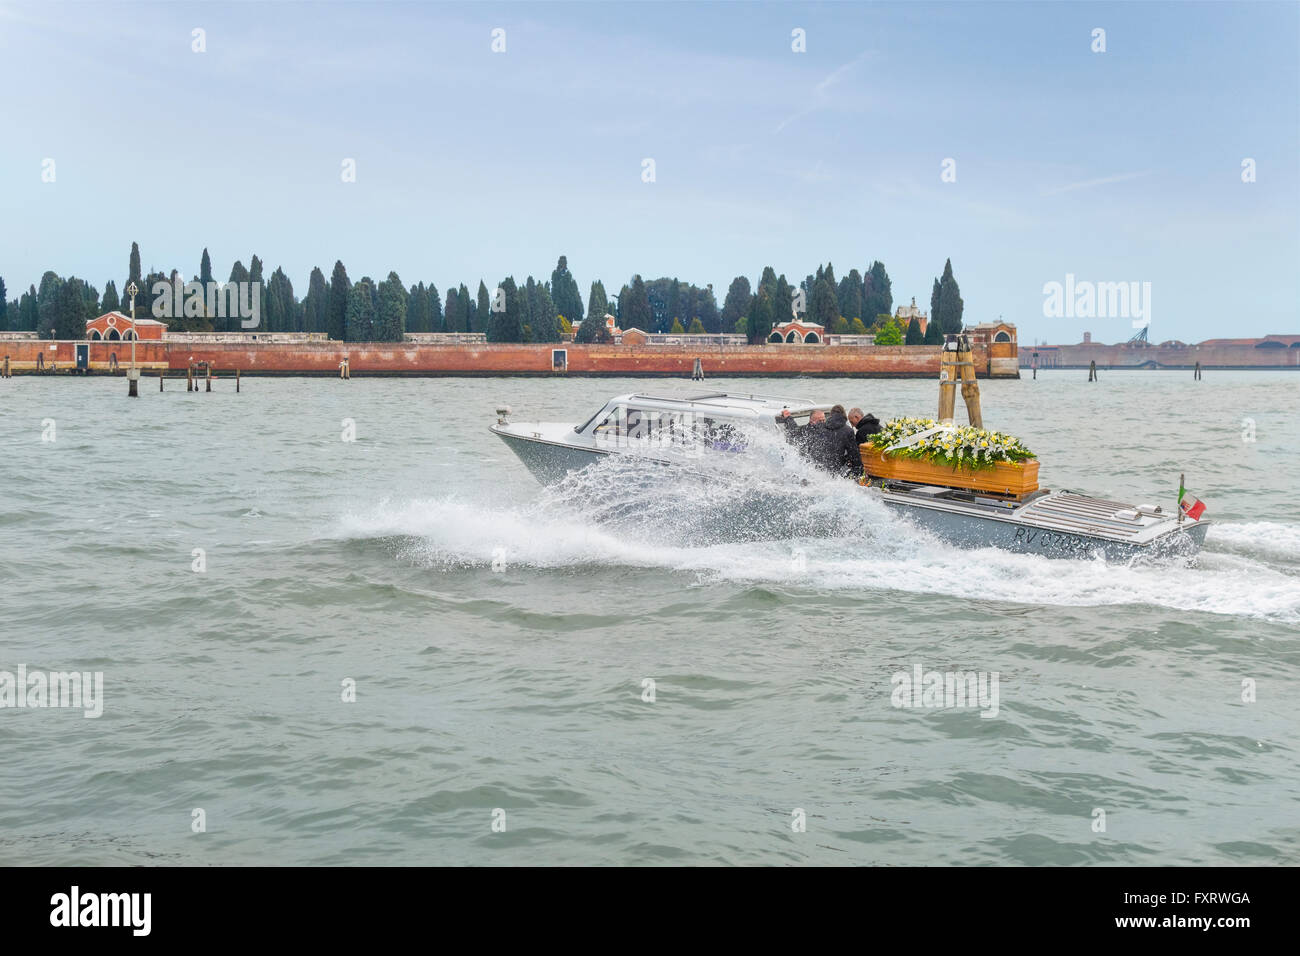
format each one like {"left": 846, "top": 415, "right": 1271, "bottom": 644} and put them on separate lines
{"left": 1, "top": 0, "right": 1297, "bottom": 344}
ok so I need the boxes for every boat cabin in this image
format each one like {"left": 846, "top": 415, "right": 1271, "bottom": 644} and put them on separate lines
{"left": 574, "top": 391, "right": 827, "bottom": 446}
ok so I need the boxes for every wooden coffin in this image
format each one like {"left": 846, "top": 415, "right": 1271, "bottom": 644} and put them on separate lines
{"left": 862, "top": 445, "right": 1039, "bottom": 496}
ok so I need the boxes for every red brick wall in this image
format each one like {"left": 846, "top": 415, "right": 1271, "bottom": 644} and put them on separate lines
{"left": 1, "top": 340, "right": 169, "bottom": 369}
{"left": 2, "top": 340, "right": 1017, "bottom": 377}
{"left": 1023, "top": 343, "right": 1300, "bottom": 369}
{"left": 160, "top": 342, "right": 990, "bottom": 376}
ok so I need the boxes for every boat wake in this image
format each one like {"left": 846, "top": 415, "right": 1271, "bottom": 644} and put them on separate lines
{"left": 330, "top": 452, "right": 1300, "bottom": 625}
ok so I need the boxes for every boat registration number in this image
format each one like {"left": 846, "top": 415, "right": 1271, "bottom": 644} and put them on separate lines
{"left": 1013, "top": 526, "right": 1091, "bottom": 553}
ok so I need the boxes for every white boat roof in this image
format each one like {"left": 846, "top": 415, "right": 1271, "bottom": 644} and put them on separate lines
{"left": 609, "top": 391, "right": 824, "bottom": 417}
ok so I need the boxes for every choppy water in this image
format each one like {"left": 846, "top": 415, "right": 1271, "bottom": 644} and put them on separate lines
{"left": 2, "top": 370, "right": 1297, "bottom": 865}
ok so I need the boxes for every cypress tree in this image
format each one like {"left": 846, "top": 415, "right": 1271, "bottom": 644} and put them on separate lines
{"left": 459, "top": 283, "right": 473, "bottom": 334}
{"left": 488, "top": 276, "right": 522, "bottom": 342}
{"left": 720, "top": 275, "right": 751, "bottom": 333}
{"left": 36, "top": 272, "right": 63, "bottom": 335}
{"left": 621, "top": 275, "right": 653, "bottom": 332}
{"left": 20, "top": 286, "right": 39, "bottom": 331}
{"left": 937, "top": 258, "right": 964, "bottom": 334}
{"left": 346, "top": 277, "right": 376, "bottom": 341}
{"left": 128, "top": 242, "right": 141, "bottom": 289}
{"left": 407, "top": 283, "right": 425, "bottom": 333}
{"left": 427, "top": 284, "right": 442, "bottom": 332}
{"left": 773, "top": 276, "right": 793, "bottom": 325}
{"left": 746, "top": 288, "right": 774, "bottom": 344}
{"left": 532, "top": 281, "right": 559, "bottom": 342}
{"left": 905, "top": 317, "right": 923, "bottom": 345}
{"left": 585, "top": 281, "right": 608, "bottom": 326}
{"left": 327, "top": 261, "right": 350, "bottom": 341}
{"left": 577, "top": 281, "right": 609, "bottom": 342}
{"left": 550, "top": 256, "right": 583, "bottom": 324}
{"left": 809, "top": 276, "right": 838, "bottom": 329}
{"left": 863, "top": 261, "right": 892, "bottom": 320}
{"left": 305, "top": 267, "right": 327, "bottom": 333}
{"left": 670, "top": 318, "right": 685, "bottom": 333}
{"left": 53, "top": 277, "right": 86, "bottom": 339}
{"left": 930, "top": 277, "right": 942, "bottom": 331}
{"left": 248, "top": 256, "right": 266, "bottom": 332}
{"left": 476, "top": 281, "right": 491, "bottom": 332}
{"left": 376, "top": 272, "right": 407, "bottom": 341}
{"left": 444, "top": 286, "right": 461, "bottom": 332}
{"left": 200, "top": 248, "right": 213, "bottom": 287}
{"left": 102, "top": 280, "right": 119, "bottom": 312}
{"left": 140, "top": 271, "right": 167, "bottom": 322}
{"left": 513, "top": 279, "right": 533, "bottom": 341}
{"left": 839, "top": 269, "right": 864, "bottom": 322}
{"left": 923, "top": 316, "right": 943, "bottom": 345}
{"left": 0, "top": 277, "right": 6, "bottom": 330}
{"left": 698, "top": 285, "right": 719, "bottom": 333}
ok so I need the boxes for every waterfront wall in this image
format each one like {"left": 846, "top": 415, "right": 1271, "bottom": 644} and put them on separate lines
{"left": 1, "top": 339, "right": 1020, "bottom": 377}
{"left": 1, "top": 340, "right": 169, "bottom": 372}
{"left": 1024, "top": 342, "right": 1300, "bottom": 369}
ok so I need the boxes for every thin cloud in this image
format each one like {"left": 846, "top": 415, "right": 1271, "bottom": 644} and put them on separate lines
{"left": 1042, "top": 171, "right": 1153, "bottom": 196}
{"left": 775, "top": 50, "right": 874, "bottom": 133}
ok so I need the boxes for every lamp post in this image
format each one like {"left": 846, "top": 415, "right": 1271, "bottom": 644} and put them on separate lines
{"left": 125, "top": 280, "right": 140, "bottom": 397}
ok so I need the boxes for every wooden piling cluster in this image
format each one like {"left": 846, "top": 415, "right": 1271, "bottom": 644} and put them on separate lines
{"left": 1088, "top": 360, "right": 1098, "bottom": 382}
{"left": 937, "top": 334, "right": 983, "bottom": 427}
{"left": 339, "top": 357, "right": 351, "bottom": 379}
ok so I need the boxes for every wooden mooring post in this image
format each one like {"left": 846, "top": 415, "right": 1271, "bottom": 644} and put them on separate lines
{"left": 2, "top": 355, "right": 9, "bottom": 378}
{"left": 956, "top": 333, "right": 983, "bottom": 429}
{"left": 205, "top": 366, "right": 212, "bottom": 392}
{"left": 187, "top": 365, "right": 194, "bottom": 391}
{"left": 236, "top": 369, "right": 241, "bottom": 393}
{"left": 692, "top": 357, "right": 704, "bottom": 381}
{"left": 160, "top": 369, "right": 165, "bottom": 391}
{"left": 938, "top": 336, "right": 958, "bottom": 422}
{"left": 339, "top": 357, "right": 350, "bottom": 379}
{"left": 1194, "top": 361, "right": 1202, "bottom": 381}
{"left": 1088, "top": 360, "right": 1098, "bottom": 382}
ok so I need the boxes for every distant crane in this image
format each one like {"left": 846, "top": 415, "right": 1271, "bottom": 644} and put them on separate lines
{"left": 1128, "top": 325, "right": 1149, "bottom": 345}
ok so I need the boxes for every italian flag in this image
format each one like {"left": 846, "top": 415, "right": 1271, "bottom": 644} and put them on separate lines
{"left": 1178, "top": 478, "right": 1207, "bottom": 521}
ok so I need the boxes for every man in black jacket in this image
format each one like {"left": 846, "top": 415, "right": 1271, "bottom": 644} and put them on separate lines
{"left": 848, "top": 407, "right": 882, "bottom": 444}
{"left": 778, "top": 405, "right": 863, "bottom": 477}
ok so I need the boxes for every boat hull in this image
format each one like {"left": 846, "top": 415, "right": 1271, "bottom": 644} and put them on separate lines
{"left": 879, "top": 491, "right": 1210, "bottom": 560}
{"left": 490, "top": 425, "right": 609, "bottom": 484}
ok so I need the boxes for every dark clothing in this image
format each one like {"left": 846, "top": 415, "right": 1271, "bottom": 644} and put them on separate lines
{"left": 779, "top": 412, "right": 863, "bottom": 477}
{"left": 853, "top": 414, "right": 882, "bottom": 444}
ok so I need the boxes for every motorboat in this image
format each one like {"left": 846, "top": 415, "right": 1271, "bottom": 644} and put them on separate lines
{"left": 490, "top": 391, "right": 1210, "bottom": 559}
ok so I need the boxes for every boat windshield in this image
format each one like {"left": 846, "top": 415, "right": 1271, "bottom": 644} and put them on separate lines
{"left": 575, "top": 405, "right": 609, "bottom": 434}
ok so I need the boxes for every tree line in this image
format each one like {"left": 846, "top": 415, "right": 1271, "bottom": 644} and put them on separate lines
{"left": 1, "top": 244, "right": 965, "bottom": 345}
